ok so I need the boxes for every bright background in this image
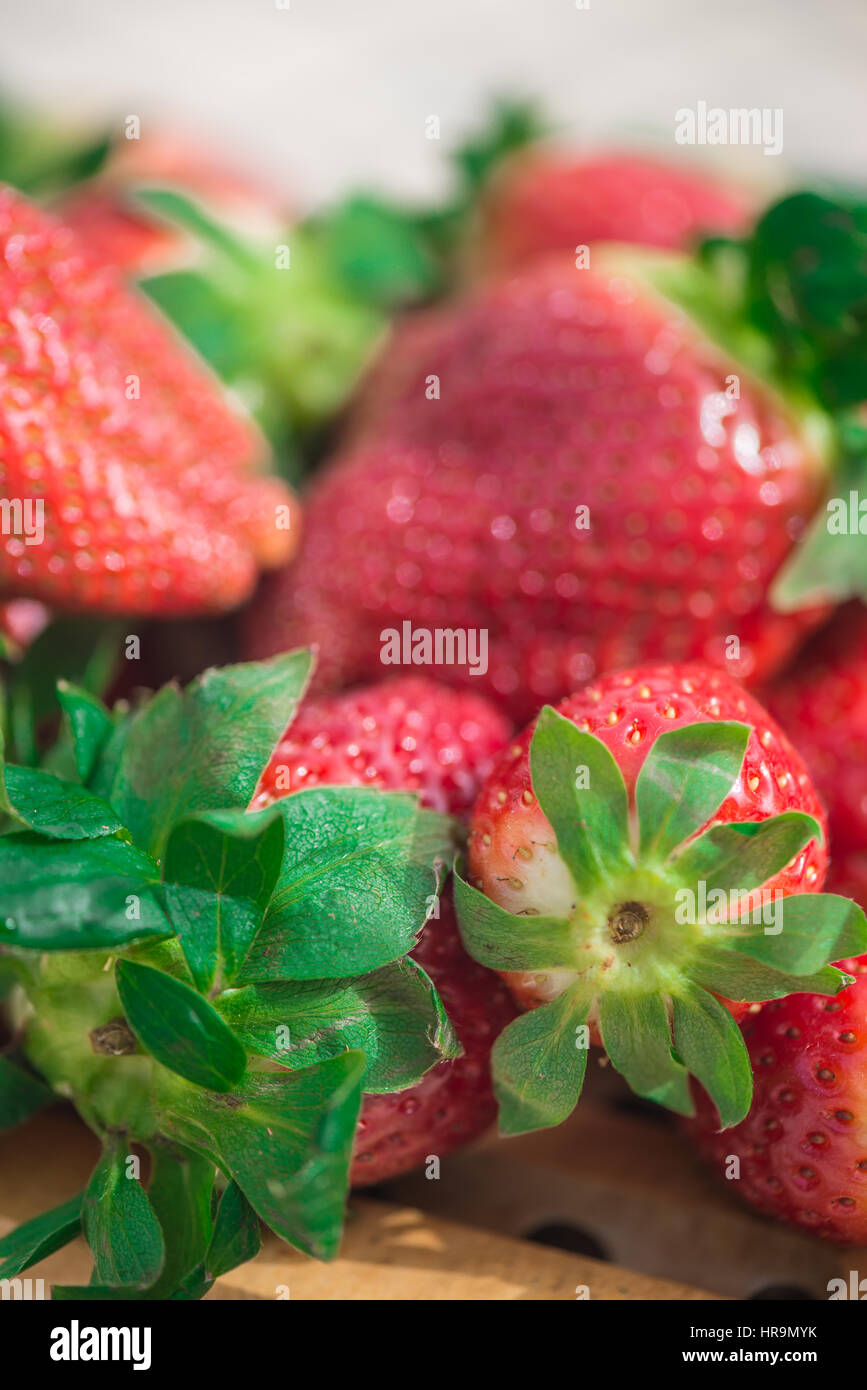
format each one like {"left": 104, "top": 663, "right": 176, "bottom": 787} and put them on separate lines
{"left": 0, "top": 0, "right": 864, "bottom": 206}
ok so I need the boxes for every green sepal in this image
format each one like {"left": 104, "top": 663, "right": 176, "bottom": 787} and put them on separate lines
{"left": 156, "top": 1051, "right": 366, "bottom": 1260}
{"left": 83, "top": 1136, "right": 165, "bottom": 1288}
{"left": 240, "top": 789, "right": 453, "bottom": 981}
{"left": 162, "top": 805, "right": 286, "bottom": 994}
{"left": 672, "top": 812, "right": 823, "bottom": 896}
{"left": 692, "top": 946, "right": 852, "bottom": 1002}
{"left": 597, "top": 993, "right": 693, "bottom": 1115}
{"left": 720, "top": 891, "right": 867, "bottom": 974}
{"left": 491, "top": 986, "right": 590, "bottom": 1136}
{"left": 217, "top": 955, "right": 459, "bottom": 1093}
{"left": 529, "top": 705, "right": 631, "bottom": 895}
{"left": 772, "top": 450, "right": 867, "bottom": 610}
{"left": 0, "top": 765, "right": 123, "bottom": 840}
{"left": 453, "top": 864, "right": 576, "bottom": 970}
{"left": 636, "top": 721, "right": 750, "bottom": 862}
{"left": 104, "top": 649, "right": 313, "bottom": 858}
{"left": 56, "top": 680, "right": 114, "bottom": 784}
{"left": 144, "top": 1145, "right": 215, "bottom": 1300}
{"left": 0, "top": 834, "right": 170, "bottom": 950}
{"left": 0, "top": 1192, "right": 83, "bottom": 1278}
{"left": 669, "top": 986, "right": 753, "bottom": 1129}
{"left": 172, "top": 1179, "right": 261, "bottom": 1299}
{"left": 0, "top": 1054, "right": 53, "bottom": 1132}
{"left": 116, "top": 959, "right": 248, "bottom": 1093}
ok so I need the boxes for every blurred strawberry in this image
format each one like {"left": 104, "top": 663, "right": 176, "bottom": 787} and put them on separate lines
{"left": 767, "top": 603, "right": 867, "bottom": 855}
{"left": 0, "top": 185, "right": 298, "bottom": 615}
{"left": 475, "top": 149, "right": 752, "bottom": 270}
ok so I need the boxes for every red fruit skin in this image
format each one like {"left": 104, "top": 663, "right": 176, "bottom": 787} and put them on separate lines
{"left": 0, "top": 186, "right": 298, "bottom": 614}
{"left": 466, "top": 664, "right": 828, "bottom": 1015}
{"left": 766, "top": 603, "right": 867, "bottom": 856}
{"left": 254, "top": 676, "right": 517, "bottom": 1188}
{"left": 687, "top": 955, "right": 867, "bottom": 1243}
{"left": 477, "top": 151, "right": 751, "bottom": 270}
{"left": 246, "top": 258, "right": 826, "bottom": 721}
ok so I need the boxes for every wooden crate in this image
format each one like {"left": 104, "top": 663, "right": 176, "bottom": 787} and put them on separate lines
{"left": 1, "top": 1066, "right": 860, "bottom": 1300}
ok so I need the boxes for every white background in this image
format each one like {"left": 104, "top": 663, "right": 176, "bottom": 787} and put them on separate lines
{"left": 0, "top": 0, "right": 865, "bottom": 208}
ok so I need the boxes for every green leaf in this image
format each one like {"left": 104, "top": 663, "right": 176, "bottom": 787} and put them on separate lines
{"left": 162, "top": 806, "right": 285, "bottom": 994}
{"left": 772, "top": 453, "right": 867, "bottom": 610}
{"left": 171, "top": 1178, "right": 261, "bottom": 1300}
{"left": 240, "top": 790, "right": 453, "bottom": 981}
{"left": 673, "top": 812, "right": 823, "bottom": 896}
{"left": 320, "top": 195, "right": 441, "bottom": 307}
{"left": 145, "top": 1145, "right": 215, "bottom": 1300}
{"left": 83, "top": 1138, "right": 165, "bottom": 1288}
{"left": 0, "top": 1055, "right": 53, "bottom": 1131}
{"left": 116, "top": 960, "right": 247, "bottom": 1093}
{"left": 721, "top": 891, "right": 867, "bottom": 974}
{"left": 597, "top": 993, "right": 693, "bottom": 1115}
{"left": 636, "top": 721, "right": 750, "bottom": 862}
{"left": 157, "top": 1051, "right": 366, "bottom": 1260}
{"left": 692, "top": 947, "right": 852, "bottom": 1002}
{"left": 56, "top": 680, "right": 114, "bottom": 784}
{"left": 451, "top": 98, "right": 546, "bottom": 193}
{"left": 1, "top": 765, "right": 123, "bottom": 840}
{"left": 670, "top": 986, "right": 753, "bottom": 1129}
{"left": 6, "top": 616, "right": 122, "bottom": 767}
{"left": 529, "top": 706, "right": 632, "bottom": 895}
{"left": 453, "top": 866, "right": 577, "bottom": 970}
{"left": 217, "top": 956, "right": 459, "bottom": 1093}
{"left": 106, "top": 649, "right": 313, "bottom": 857}
{"left": 491, "top": 986, "right": 590, "bottom": 1136}
{"left": 0, "top": 1192, "right": 83, "bottom": 1277}
{"left": 0, "top": 834, "right": 169, "bottom": 950}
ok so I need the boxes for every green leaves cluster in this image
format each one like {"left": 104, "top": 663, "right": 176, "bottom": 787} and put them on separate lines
{"left": 0, "top": 648, "right": 457, "bottom": 1298}
{"left": 455, "top": 710, "right": 866, "bottom": 1137}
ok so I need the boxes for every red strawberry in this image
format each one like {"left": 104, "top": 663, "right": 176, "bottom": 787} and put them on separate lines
{"left": 0, "top": 185, "right": 298, "bottom": 614}
{"left": 467, "top": 664, "right": 827, "bottom": 1014}
{"left": 475, "top": 150, "right": 752, "bottom": 270}
{"left": 253, "top": 675, "right": 517, "bottom": 1187}
{"left": 766, "top": 603, "right": 867, "bottom": 855}
{"left": 686, "top": 953, "right": 867, "bottom": 1243}
{"left": 246, "top": 253, "right": 827, "bottom": 719}
{"left": 448, "top": 663, "right": 863, "bottom": 1138}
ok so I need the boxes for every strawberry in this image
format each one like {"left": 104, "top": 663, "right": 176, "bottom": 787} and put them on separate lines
{"left": 686, "top": 952, "right": 867, "bottom": 1243}
{"left": 766, "top": 602, "right": 867, "bottom": 855}
{"left": 246, "top": 246, "right": 829, "bottom": 718}
{"left": 253, "top": 675, "right": 517, "bottom": 1186}
{"left": 0, "top": 185, "right": 298, "bottom": 614}
{"left": 475, "top": 149, "right": 752, "bottom": 270}
{"left": 451, "top": 663, "right": 867, "bottom": 1136}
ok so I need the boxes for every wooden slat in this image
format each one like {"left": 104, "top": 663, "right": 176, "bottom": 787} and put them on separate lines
{"left": 0, "top": 1107, "right": 715, "bottom": 1300}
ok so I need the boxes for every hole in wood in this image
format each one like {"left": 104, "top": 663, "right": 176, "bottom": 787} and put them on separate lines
{"left": 525, "top": 1222, "right": 609, "bottom": 1261}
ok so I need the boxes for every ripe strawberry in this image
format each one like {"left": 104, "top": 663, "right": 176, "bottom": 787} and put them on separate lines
{"left": 0, "top": 186, "right": 298, "bottom": 614}
{"left": 253, "top": 675, "right": 517, "bottom": 1186}
{"left": 686, "top": 954, "right": 867, "bottom": 1243}
{"left": 766, "top": 603, "right": 867, "bottom": 855}
{"left": 475, "top": 150, "right": 751, "bottom": 270}
{"left": 450, "top": 664, "right": 866, "bottom": 1137}
{"left": 246, "top": 252, "right": 828, "bottom": 718}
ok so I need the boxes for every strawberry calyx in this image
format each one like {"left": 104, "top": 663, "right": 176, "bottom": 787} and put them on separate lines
{"left": 599, "top": 190, "right": 867, "bottom": 613}
{"left": 455, "top": 710, "right": 867, "bottom": 1136}
{"left": 0, "top": 648, "right": 460, "bottom": 1296}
